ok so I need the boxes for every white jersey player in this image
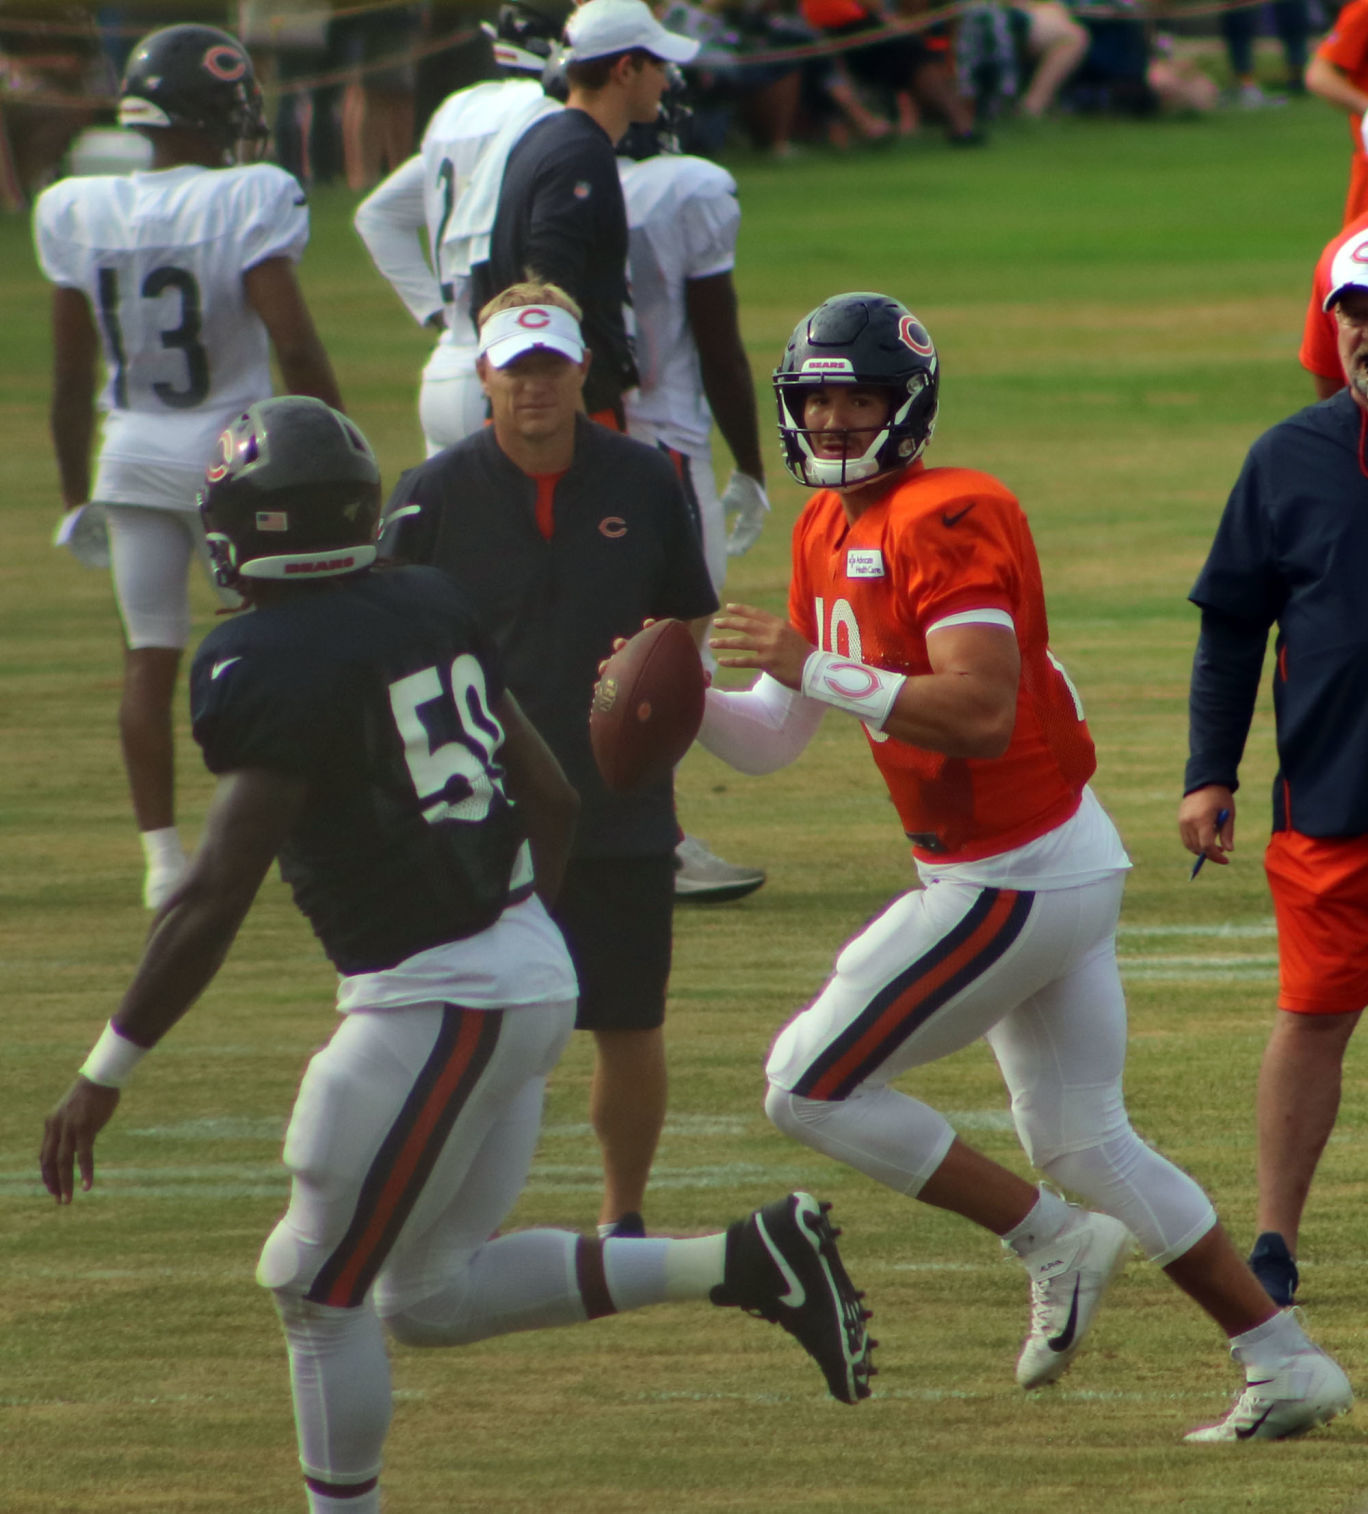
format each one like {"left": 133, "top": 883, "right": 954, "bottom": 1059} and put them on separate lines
{"left": 32, "top": 23, "right": 341, "bottom": 912}
{"left": 617, "top": 88, "right": 769, "bottom": 591}
{"left": 617, "top": 88, "right": 771, "bottom": 904}
{"left": 353, "top": 2, "right": 566, "bottom": 454}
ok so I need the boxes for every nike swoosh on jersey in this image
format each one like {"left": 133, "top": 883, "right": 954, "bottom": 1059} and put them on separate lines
{"left": 755, "top": 1212, "right": 805, "bottom": 1308}
{"left": 941, "top": 503, "right": 976, "bottom": 527}
{"left": 1047, "top": 1277, "right": 1081, "bottom": 1351}
{"left": 211, "top": 657, "right": 242, "bottom": 680}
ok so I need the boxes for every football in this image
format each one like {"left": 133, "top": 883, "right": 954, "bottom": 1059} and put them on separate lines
{"left": 590, "top": 619, "right": 705, "bottom": 792}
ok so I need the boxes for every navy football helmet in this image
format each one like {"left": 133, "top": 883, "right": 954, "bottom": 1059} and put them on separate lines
{"left": 200, "top": 398, "right": 382, "bottom": 588}
{"left": 118, "top": 24, "right": 268, "bottom": 157}
{"left": 618, "top": 67, "right": 693, "bottom": 160}
{"left": 774, "top": 292, "right": 939, "bottom": 488}
{"left": 483, "top": 0, "right": 575, "bottom": 74}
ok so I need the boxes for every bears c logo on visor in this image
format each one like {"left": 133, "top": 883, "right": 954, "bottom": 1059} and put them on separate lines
{"left": 202, "top": 45, "right": 247, "bottom": 80}
{"left": 898, "top": 316, "right": 935, "bottom": 357}
{"left": 517, "top": 308, "right": 552, "bottom": 328}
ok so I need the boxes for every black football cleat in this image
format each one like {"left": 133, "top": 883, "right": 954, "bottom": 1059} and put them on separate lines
{"left": 711, "top": 1192, "right": 873, "bottom": 1404}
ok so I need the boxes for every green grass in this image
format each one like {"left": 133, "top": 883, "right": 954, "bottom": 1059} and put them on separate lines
{"left": 4, "top": 97, "right": 1368, "bottom": 1513}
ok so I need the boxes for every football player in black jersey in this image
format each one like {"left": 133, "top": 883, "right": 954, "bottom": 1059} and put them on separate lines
{"left": 39, "top": 397, "right": 875, "bottom": 1513}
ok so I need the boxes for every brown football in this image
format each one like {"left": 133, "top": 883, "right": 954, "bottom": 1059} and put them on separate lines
{"left": 590, "top": 619, "right": 705, "bottom": 792}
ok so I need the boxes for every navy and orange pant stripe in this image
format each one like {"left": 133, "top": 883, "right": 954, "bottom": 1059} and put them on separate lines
{"left": 792, "top": 888, "right": 1035, "bottom": 1102}
{"left": 307, "top": 1005, "right": 501, "bottom": 1310}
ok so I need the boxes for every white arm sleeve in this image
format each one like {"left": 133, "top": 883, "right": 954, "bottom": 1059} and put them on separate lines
{"left": 698, "top": 674, "right": 826, "bottom": 775}
{"left": 354, "top": 155, "right": 443, "bottom": 327}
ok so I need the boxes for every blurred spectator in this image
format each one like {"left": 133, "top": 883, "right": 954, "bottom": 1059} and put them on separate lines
{"left": 1221, "top": 0, "right": 1313, "bottom": 107}
{"left": 1062, "top": 0, "right": 1217, "bottom": 116}
{"left": 0, "top": 1, "right": 104, "bottom": 209}
{"left": 662, "top": 0, "right": 833, "bottom": 158}
{"left": 238, "top": 0, "right": 339, "bottom": 187}
{"left": 331, "top": 1, "right": 424, "bottom": 189}
{"left": 800, "top": 0, "right": 982, "bottom": 144}
{"left": 957, "top": 1, "right": 1088, "bottom": 119}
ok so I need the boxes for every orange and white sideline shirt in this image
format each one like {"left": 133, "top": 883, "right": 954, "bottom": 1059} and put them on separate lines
{"left": 788, "top": 463, "right": 1098, "bottom": 863}
{"left": 1314, "top": 0, "right": 1368, "bottom": 225}
{"left": 1300, "top": 209, "right": 1368, "bottom": 385}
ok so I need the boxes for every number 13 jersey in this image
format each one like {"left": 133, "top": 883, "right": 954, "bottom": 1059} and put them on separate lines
{"left": 33, "top": 162, "right": 308, "bottom": 502}
{"left": 788, "top": 464, "right": 1097, "bottom": 862}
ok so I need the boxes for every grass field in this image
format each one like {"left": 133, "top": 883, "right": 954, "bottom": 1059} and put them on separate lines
{"left": 4, "top": 95, "right": 1368, "bottom": 1513}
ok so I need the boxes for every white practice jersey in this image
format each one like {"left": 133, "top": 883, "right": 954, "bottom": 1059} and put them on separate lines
{"left": 34, "top": 162, "right": 308, "bottom": 492}
{"left": 355, "top": 79, "right": 559, "bottom": 358}
{"left": 619, "top": 153, "right": 739, "bottom": 458}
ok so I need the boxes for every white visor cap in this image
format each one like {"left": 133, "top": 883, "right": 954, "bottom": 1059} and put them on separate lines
{"left": 478, "top": 304, "right": 586, "bottom": 367}
{"left": 562, "top": 0, "right": 699, "bottom": 64}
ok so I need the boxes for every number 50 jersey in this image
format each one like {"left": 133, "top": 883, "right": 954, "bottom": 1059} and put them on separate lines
{"left": 190, "top": 566, "right": 535, "bottom": 976}
{"left": 33, "top": 162, "right": 308, "bottom": 497}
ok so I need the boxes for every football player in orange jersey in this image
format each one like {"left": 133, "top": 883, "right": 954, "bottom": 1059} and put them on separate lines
{"left": 700, "top": 292, "right": 1352, "bottom": 1441}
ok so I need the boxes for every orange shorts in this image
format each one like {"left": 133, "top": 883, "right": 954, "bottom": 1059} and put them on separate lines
{"left": 1265, "top": 829, "right": 1368, "bottom": 1014}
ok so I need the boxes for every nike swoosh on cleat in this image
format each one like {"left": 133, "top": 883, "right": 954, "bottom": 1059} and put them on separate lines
{"left": 755, "top": 1213, "right": 806, "bottom": 1309}
{"left": 1235, "top": 1403, "right": 1278, "bottom": 1440}
{"left": 211, "top": 657, "right": 242, "bottom": 680}
{"left": 1047, "top": 1278, "right": 1081, "bottom": 1352}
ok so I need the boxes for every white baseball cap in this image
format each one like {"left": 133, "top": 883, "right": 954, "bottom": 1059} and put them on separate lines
{"left": 1324, "top": 230, "right": 1368, "bottom": 310}
{"left": 478, "top": 303, "right": 586, "bottom": 367}
{"left": 562, "top": 0, "right": 699, "bottom": 64}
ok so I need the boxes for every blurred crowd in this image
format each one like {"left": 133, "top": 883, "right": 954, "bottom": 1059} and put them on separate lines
{"left": 0, "top": 0, "right": 1342, "bottom": 207}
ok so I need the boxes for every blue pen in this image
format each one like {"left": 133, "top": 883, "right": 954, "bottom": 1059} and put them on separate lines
{"left": 1190, "top": 808, "right": 1231, "bottom": 879}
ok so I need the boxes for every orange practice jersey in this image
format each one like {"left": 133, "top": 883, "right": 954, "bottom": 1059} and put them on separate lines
{"left": 788, "top": 464, "right": 1096, "bottom": 863}
{"left": 1301, "top": 210, "right": 1368, "bottom": 381}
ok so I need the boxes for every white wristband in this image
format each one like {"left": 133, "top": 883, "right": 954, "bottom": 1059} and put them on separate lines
{"left": 800, "top": 650, "right": 905, "bottom": 731}
{"left": 78, "top": 1020, "right": 148, "bottom": 1089}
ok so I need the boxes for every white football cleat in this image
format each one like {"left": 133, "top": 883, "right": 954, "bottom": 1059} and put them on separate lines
{"left": 1014, "top": 1209, "right": 1131, "bottom": 1389}
{"left": 1184, "top": 1348, "right": 1353, "bottom": 1442}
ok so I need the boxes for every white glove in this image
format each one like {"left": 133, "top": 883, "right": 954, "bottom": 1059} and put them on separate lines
{"left": 722, "top": 471, "right": 769, "bottom": 557}
{"left": 1360, "top": 105, "right": 1368, "bottom": 155}
{"left": 53, "top": 503, "right": 110, "bottom": 569}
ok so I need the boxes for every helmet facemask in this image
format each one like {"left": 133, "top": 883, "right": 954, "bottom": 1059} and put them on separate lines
{"left": 776, "top": 375, "right": 936, "bottom": 488}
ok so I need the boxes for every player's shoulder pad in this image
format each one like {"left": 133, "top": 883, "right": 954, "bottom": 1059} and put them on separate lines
{"left": 32, "top": 172, "right": 97, "bottom": 232}
{"left": 224, "top": 160, "right": 309, "bottom": 209}
{"left": 670, "top": 153, "right": 737, "bottom": 199}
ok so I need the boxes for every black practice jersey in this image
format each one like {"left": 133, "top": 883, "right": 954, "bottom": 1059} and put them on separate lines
{"left": 471, "top": 109, "right": 637, "bottom": 414}
{"left": 190, "top": 565, "right": 533, "bottom": 975}
{"left": 1190, "top": 389, "right": 1368, "bottom": 836}
{"left": 381, "top": 419, "right": 718, "bottom": 857}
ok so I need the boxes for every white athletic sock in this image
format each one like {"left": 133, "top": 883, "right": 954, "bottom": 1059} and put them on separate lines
{"left": 600, "top": 1234, "right": 727, "bottom": 1310}
{"left": 1001, "top": 1185, "right": 1072, "bottom": 1256}
{"left": 139, "top": 826, "right": 184, "bottom": 866}
{"left": 276, "top": 1297, "right": 389, "bottom": 1494}
{"left": 306, "top": 1487, "right": 380, "bottom": 1514}
{"left": 1230, "top": 1308, "right": 1312, "bottom": 1366}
